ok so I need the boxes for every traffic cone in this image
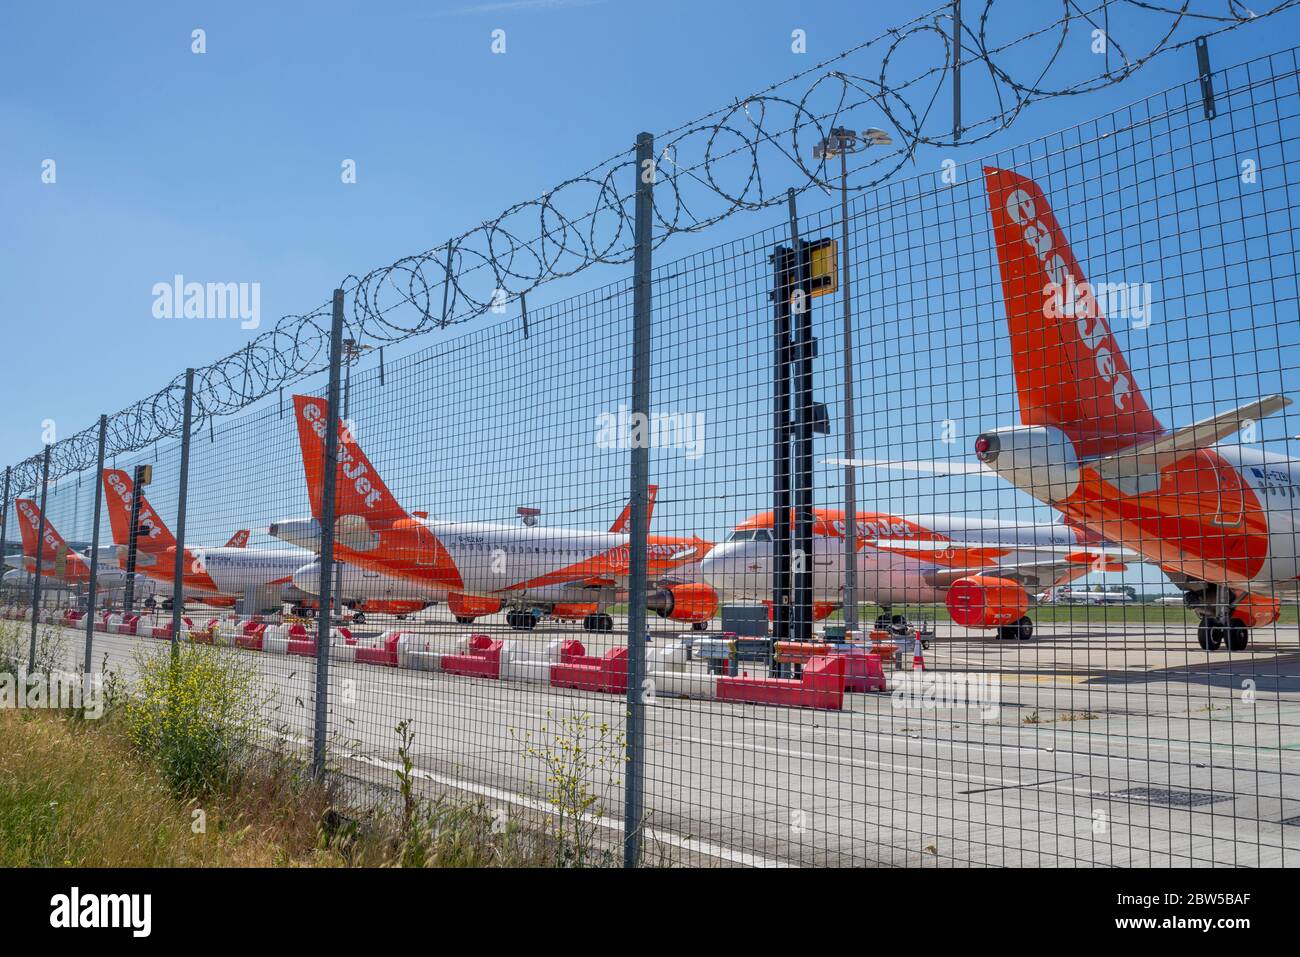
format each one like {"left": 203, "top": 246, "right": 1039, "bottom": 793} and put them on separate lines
{"left": 912, "top": 638, "right": 925, "bottom": 671}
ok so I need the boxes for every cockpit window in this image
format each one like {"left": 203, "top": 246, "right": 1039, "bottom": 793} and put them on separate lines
{"left": 753, "top": 529, "right": 773, "bottom": 542}
{"left": 725, "top": 528, "right": 771, "bottom": 543}
{"left": 727, "top": 530, "right": 756, "bottom": 542}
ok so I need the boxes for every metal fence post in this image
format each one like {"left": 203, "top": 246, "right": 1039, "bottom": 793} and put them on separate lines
{"left": 122, "top": 463, "right": 146, "bottom": 617}
{"left": 624, "top": 131, "right": 654, "bottom": 868}
{"left": 28, "top": 445, "right": 52, "bottom": 671}
{"left": 0, "top": 467, "right": 9, "bottom": 618}
{"left": 787, "top": 191, "right": 815, "bottom": 644}
{"left": 84, "top": 415, "right": 108, "bottom": 673}
{"left": 770, "top": 243, "right": 794, "bottom": 665}
{"left": 313, "top": 289, "right": 346, "bottom": 779}
{"left": 170, "top": 370, "right": 195, "bottom": 660}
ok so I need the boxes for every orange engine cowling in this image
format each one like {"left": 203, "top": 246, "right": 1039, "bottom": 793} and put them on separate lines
{"left": 647, "top": 583, "right": 718, "bottom": 623}
{"left": 447, "top": 592, "right": 502, "bottom": 620}
{"left": 358, "top": 599, "right": 427, "bottom": 615}
{"left": 550, "top": 603, "right": 599, "bottom": 620}
{"left": 946, "top": 576, "right": 1029, "bottom": 629}
{"left": 1232, "top": 593, "right": 1281, "bottom": 628}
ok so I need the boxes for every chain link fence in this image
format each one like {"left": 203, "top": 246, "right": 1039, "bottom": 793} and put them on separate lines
{"left": 4, "top": 20, "right": 1300, "bottom": 867}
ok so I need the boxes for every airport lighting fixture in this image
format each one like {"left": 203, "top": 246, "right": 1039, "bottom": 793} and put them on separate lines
{"left": 811, "top": 125, "right": 891, "bottom": 635}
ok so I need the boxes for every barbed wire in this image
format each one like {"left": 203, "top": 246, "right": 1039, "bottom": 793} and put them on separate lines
{"left": 8, "top": 0, "right": 1295, "bottom": 493}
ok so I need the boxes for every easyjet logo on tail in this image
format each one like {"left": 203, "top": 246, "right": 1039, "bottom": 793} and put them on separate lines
{"left": 105, "top": 471, "right": 165, "bottom": 542}
{"left": 300, "top": 401, "right": 383, "bottom": 512}
{"left": 16, "top": 500, "right": 63, "bottom": 555}
{"left": 1001, "top": 184, "right": 1134, "bottom": 412}
{"left": 18, "top": 500, "right": 39, "bottom": 529}
{"left": 984, "top": 167, "right": 1163, "bottom": 455}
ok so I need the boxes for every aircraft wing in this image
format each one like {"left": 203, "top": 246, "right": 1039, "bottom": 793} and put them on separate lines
{"left": 866, "top": 538, "right": 1136, "bottom": 590}
{"left": 824, "top": 456, "right": 996, "bottom": 477}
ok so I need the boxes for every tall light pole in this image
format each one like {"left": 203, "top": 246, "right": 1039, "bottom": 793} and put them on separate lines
{"left": 813, "top": 125, "right": 891, "bottom": 636}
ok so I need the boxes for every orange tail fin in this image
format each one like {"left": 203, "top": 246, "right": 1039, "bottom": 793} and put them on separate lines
{"left": 291, "top": 395, "right": 411, "bottom": 527}
{"left": 101, "top": 468, "right": 175, "bottom": 551}
{"left": 15, "top": 498, "right": 69, "bottom": 561}
{"left": 609, "top": 484, "right": 658, "bottom": 534}
{"left": 224, "top": 529, "right": 250, "bottom": 548}
{"left": 984, "top": 166, "right": 1165, "bottom": 457}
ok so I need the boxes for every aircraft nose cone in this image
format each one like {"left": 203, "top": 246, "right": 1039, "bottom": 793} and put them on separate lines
{"left": 292, "top": 561, "right": 322, "bottom": 596}
{"left": 699, "top": 542, "right": 732, "bottom": 578}
{"left": 701, "top": 542, "right": 760, "bottom": 596}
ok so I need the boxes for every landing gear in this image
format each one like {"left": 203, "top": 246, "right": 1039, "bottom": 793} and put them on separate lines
{"left": 1197, "top": 617, "right": 1249, "bottom": 651}
{"left": 582, "top": 612, "right": 614, "bottom": 632}
{"left": 997, "top": 616, "right": 1034, "bottom": 641}
{"left": 691, "top": 620, "right": 709, "bottom": 632}
{"left": 353, "top": 612, "right": 367, "bottom": 625}
{"left": 1185, "top": 583, "right": 1254, "bottom": 652}
{"left": 1197, "top": 618, "right": 1225, "bottom": 650}
{"left": 507, "top": 609, "right": 539, "bottom": 631}
{"left": 870, "top": 608, "right": 932, "bottom": 647}
{"left": 454, "top": 615, "right": 476, "bottom": 625}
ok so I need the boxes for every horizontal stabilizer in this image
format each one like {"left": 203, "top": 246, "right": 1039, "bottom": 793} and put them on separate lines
{"left": 823, "top": 457, "right": 995, "bottom": 477}
{"left": 1092, "top": 395, "right": 1290, "bottom": 480}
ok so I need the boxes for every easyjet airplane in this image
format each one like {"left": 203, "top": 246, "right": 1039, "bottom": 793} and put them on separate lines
{"left": 700, "top": 509, "right": 1127, "bottom": 639}
{"left": 2, "top": 497, "right": 157, "bottom": 599}
{"left": 100, "top": 468, "right": 313, "bottom": 612}
{"left": 972, "top": 165, "right": 1296, "bottom": 650}
{"left": 268, "top": 395, "right": 715, "bottom": 632}
{"left": 287, "top": 486, "right": 662, "bottom": 624}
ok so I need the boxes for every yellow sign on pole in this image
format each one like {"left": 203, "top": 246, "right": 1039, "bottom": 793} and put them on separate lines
{"left": 807, "top": 238, "right": 838, "bottom": 298}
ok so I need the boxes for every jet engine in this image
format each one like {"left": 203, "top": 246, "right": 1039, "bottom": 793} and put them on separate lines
{"left": 946, "top": 575, "right": 1029, "bottom": 628}
{"left": 646, "top": 583, "right": 718, "bottom": 623}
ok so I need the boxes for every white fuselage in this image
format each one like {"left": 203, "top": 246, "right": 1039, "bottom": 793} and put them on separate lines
{"left": 701, "top": 515, "right": 1082, "bottom": 607}
{"left": 271, "top": 516, "right": 705, "bottom": 607}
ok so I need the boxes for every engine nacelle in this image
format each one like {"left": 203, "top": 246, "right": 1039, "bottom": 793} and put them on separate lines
{"left": 647, "top": 583, "right": 718, "bottom": 623}
{"left": 1231, "top": 593, "right": 1281, "bottom": 628}
{"left": 946, "top": 576, "right": 1029, "bottom": 629}
{"left": 550, "top": 603, "right": 599, "bottom": 621}
{"left": 447, "top": 592, "right": 502, "bottom": 620}
{"left": 358, "top": 598, "right": 427, "bottom": 615}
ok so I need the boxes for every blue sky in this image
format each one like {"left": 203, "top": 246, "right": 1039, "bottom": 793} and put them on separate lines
{"left": 6, "top": 1, "right": 1300, "bottom": 593}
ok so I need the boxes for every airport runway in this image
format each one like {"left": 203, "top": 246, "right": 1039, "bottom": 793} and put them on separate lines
{"left": 40, "top": 609, "right": 1300, "bottom": 867}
